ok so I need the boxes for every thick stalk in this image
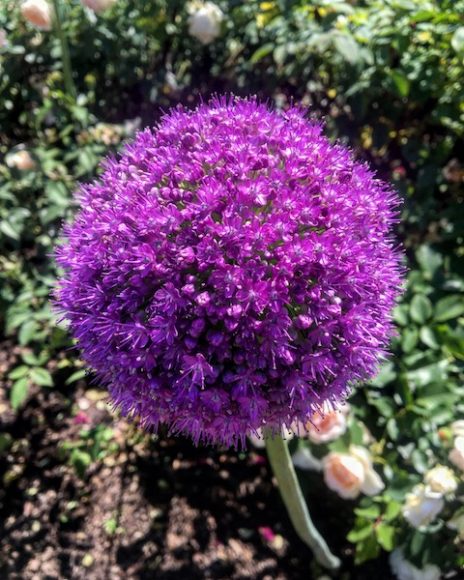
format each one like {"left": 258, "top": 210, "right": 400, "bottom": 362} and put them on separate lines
{"left": 265, "top": 432, "right": 341, "bottom": 570}
{"left": 52, "top": 0, "right": 76, "bottom": 99}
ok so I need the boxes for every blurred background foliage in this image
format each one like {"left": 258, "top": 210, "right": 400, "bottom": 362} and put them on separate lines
{"left": 0, "top": 0, "right": 463, "bottom": 577}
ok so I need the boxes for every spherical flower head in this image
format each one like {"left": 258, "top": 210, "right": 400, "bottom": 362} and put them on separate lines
{"left": 55, "top": 96, "right": 403, "bottom": 448}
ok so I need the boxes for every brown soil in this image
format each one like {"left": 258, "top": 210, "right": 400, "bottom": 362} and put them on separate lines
{"left": 0, "top": 350, "right": 392, "bottom": 580}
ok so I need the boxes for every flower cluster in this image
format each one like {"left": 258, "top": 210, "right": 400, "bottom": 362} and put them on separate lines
{"left": 402, "top": 464, "right": 458, "bottom": 528}
{"left": 56, "top": 97, "right": 403, "bottom": 447}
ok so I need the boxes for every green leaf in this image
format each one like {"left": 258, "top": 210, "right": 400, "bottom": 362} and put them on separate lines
{"left": 70, "top": 449, "right": 92, "bottom": 479}
{"left": 415, "top": 246, "right": 442, "bottom": 279}
{"left": 354, "top": 533, "right": 380, "bottom": 565}
{"left": 333, "top": 33, "right": 360, "bottom": 64}
{"left": 103, "top": 517, "right": 118, "bottom": 536}
{"left": 10, "top": 378, "right": 30, "bottom": 410}
{"left": 18, "top": 320, "right": 39, "bottom": 346}
{"left": 8, "top": 365, "right": 30, "bottom": 380}
{"left": 370, "top": 362, "right": 396, "bottom": 388}
{"left": 375, "top": 523, "right": 395, "bottom": 551}
{"left": 390, "top": 70, "right": 410, "bottom": 97}
{"left": 386, "top": 418, "right": 399, "bottom": 440}
{"left": 347, "top": 523, "right": 373, "bottom": 543}
{"left": 0, "top": 433, "right": 13, "bottom": 455}
{"left": 384, "top": 501, "right": 402, "bottom": 521}
{"left": 410, "top": 295, "right": 433, "bottom": 324}
{"left": 65, "top": 369, "right": 87, "bottom": 385}
{"left": 30, "top": 367, "right": 53, "bottom": 387}
{"left": 402, "top": 327, "right": 418, "bottom": 353}
{"left": 393, "top": 305, "right": 409, "bottom": 326}
{"left": 349, "top": 420, "right": 365, "bottom": 446}
{"left": 368, "top": 395, "right": 396, "bottom": 417}
{"left": 434, "top": 295, "right": 464, "bottom": 322}
{"left": 250, "top": 43, "right": 274, "bottom": 64}
{"left": 419, "top": 326, "right": 439, "bottom": 349}
{"left": 406, "top": 361, "right": 448, "bottom": 388}
{"left": 0, "top": 220, "right": 20, "bottom": 240}
{"left": 355, "top": 505, "right": 381, "bottom": 520}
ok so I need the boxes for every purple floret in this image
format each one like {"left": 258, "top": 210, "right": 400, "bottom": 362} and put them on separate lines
{"left": 55, "top": 96, "right": 403, "bottom": 447}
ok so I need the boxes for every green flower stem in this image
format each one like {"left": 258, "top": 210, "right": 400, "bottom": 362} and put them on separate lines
{"left": 265, "top": 432, "right": 341, "bottom": 570}
{"left": 52, "top": 0, "right": 76, "bottom": 99}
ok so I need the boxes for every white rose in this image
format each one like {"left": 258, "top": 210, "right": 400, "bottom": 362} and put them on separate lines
{"left": 451, "top": 420, "right": 464, "bottom": 437}
{"left": 447, "top": 511, "right": 464, "bottom": 539}
{"left": 424, "top": 465, "right": 458, "bottom": 495}
{"left": 187, "top": 1, "right": 224, "bottom": 45}
{"left": 402, "top": 484, "right": 444, "bottom": 528}
{"left": 81, "top": 0, "right": 116, "bottom": 13}
{"left": 0, "top": 29, "right": 7, "bottom": 47}
{"left": 299, "top": 402, "right": 349, "bottom": 444}
{"left": 449, "top": 436, "right": 464, "bottom": 471}
{"left": 6, "top": 149, "right": 36, "bottom": 171}
{"left": 292, "top": 446, "right": 322, "bottom": 472}
{"left": 390, "top": 548, "right": 441, "bottom": 580}
{"left": 21, "top": 0, "right": 53, "bottom": 31}
{"left": 322, "top": 445, "right": 384, "bottom": 499}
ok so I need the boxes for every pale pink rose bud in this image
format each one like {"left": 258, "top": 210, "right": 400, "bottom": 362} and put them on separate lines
{"left": 81, "top": 0, "right": 116, "bottom": 14}
{"left": 304, "top": 402, "right": 349, "bottom": 444}
{"left": 322, "top": 445, "right": 384, "bottom": 499}
{"left": 21, "top": 0, "right": 53, "bottom": 31}
{"left": 0, "top": 29, "right": 7, "bottom": 47}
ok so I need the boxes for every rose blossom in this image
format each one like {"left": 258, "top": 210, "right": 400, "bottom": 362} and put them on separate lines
{"left": 390, "top": 548, "right": 441, "bottom": 580}
{"left": 302, "top": 402, "right": 350, "bottom": 444}
{"left": 424, "top": 464, "right": 458, "bottom": 495}
{"left": 447, "top": 511, "right": 464, "bottom": 539}
{"left": 21, "top": 0, "right": 52, "bottom": 31}
{"left": 402, "top": 484, "right": 444, "bottom": 528}
{"left": 451, "top": 420, "right": 464, "bottom": 437}
{"left": 322, "top": 445, "right": 384, "bottom": 499}
{"left": 187, "top": 1, "right": 224, "bottom": 45}
{"left": 81, "top": 0, "right": 116, "bottom": 13}
{"left": 6, "top": 149, "right": 36, "bottom": 171}
{"left": 449, "top": 435, "right": 464, "bottom": 471}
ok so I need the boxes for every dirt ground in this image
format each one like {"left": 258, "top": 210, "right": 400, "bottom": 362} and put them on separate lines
{"left": 0, "top": 342, "right": 392, "bottom": 580}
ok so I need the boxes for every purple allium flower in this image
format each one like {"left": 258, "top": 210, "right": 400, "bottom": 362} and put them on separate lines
{"left": 55, "top": 97, "right": 403, "bottom": 447}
